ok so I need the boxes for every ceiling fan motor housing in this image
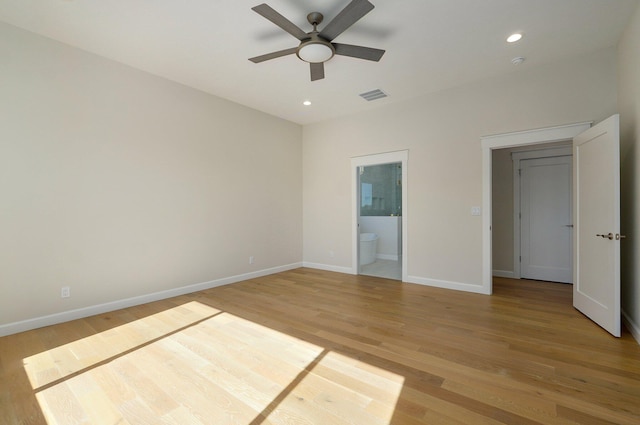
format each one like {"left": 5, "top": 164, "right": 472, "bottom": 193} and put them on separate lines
{"left": 296, "top": 32, "right": 335, "bottom": 63}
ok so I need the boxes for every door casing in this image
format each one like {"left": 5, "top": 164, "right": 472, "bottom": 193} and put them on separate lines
{"left": 351, "top": 150, "right": 408, "bottom": 281}
{"left": 481, "top": 122, "right": 592, "bottom": 294}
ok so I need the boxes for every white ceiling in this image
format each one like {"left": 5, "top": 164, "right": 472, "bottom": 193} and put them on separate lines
{"left": 1, "top": 0, "right": 637, "bottom": 125}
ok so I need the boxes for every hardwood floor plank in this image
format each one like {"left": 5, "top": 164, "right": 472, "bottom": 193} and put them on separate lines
{"left": 110, "top": 358, "right": 179, "bottom": 417}
{"left": 555, "top": 405, "right": 621, "bottom": 425}
{"left": 1, "top": 270, "right": 639, "bottom": 424}
{"left": 35, "top": 382, "right": 87, "bottom": 425}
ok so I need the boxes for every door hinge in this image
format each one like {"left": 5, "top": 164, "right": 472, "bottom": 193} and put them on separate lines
{"left": 519, "top": 169, "right": 521, "bottom": 176}
{"left": 519, "top": 255, "right": 521, "bottom": 262}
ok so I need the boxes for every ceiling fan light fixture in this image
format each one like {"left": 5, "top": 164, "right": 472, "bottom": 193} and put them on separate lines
{"left": 297, "top": 41, "right": 335, "bottom": 63}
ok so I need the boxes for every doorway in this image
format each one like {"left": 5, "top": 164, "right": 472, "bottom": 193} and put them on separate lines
{"left": 484, "top": 118, "right": 622, "bottom": 336}
{"left": 358, "top": 162, "right": 402, "bottom": 280}
{"left": 351, "top": 150, "right": 408, "bottom": 282}
{"left": 480, "top": 122, "right": 592, "bottom": 294}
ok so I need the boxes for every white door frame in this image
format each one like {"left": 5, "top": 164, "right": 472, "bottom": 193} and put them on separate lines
{"left": 512, "top": 145, "right": 572, "bottom": 279}
{"left": 481, "top": 122, "right": 591, "bottom": 294}
{"left": 351, "top": 150, "right": 408, "bottom": 281}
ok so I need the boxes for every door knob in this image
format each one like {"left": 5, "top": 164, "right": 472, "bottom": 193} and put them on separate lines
{"left": 616, "top": 234, "right": 627, "bottom": 240}
{"left": 596, "top": 233, "right": 614, "bottom": 240}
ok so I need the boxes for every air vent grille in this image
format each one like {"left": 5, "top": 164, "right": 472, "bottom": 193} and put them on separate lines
{"left": 359, "top": 89, "right": 388, "bottom": 101}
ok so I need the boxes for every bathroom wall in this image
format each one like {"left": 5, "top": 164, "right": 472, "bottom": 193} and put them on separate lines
{"left": 360, "top": 163, "right": 402, "bottom": 216}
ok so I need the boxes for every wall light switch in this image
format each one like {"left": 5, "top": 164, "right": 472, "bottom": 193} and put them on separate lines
{"left": 471, "top": 206, "right": 481, "bottom": 216}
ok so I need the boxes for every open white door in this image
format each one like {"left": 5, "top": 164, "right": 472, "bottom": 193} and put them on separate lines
{"left": 573, "top": 114, "right": 622, "bottom": 337}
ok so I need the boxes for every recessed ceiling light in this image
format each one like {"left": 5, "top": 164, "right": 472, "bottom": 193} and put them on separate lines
{"left": 303, "top": 100, "right": 312, "bottom": 106}
{"left": 507, "top": 33, "right": 523, "bottom": 43}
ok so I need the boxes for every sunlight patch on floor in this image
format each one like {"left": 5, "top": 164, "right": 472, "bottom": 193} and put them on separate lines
{"left": 26, "top": 302, "right": 404, "bottom": 424}
{"left": 23, "top": 301, "right": 221, "bottom": 390}
{"left": 265, "top": 351, "right": 404, "bottom": 425}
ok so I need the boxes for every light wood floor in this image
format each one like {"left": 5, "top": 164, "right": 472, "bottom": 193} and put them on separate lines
{"left": 1, "top": 269, "right": 639, "bottom": 424}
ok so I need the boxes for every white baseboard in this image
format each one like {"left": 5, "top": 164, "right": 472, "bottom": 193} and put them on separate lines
{"left": 622, "top": 310, "right": 640, "bottom": 345}
{"left": 493, "top": 270, "right": 515, "bottom": 278}
{"left": 0, "top": 262, "right": 302, "bottom": 337}
{"left": 406, "top": 275, "right": 490, "bottom": 295}
{"left": 302, "top": 262, "right": 354, "bottom": 275}
{"left": 303, "top": 263, "right": 489, "bottom": 295}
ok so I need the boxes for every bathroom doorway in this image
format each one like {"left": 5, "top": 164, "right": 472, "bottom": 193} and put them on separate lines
{"left": 351, "top": 151, "right": 408, "bottom": 281}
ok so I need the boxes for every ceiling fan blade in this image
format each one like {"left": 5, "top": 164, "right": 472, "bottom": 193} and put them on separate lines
{"left": 333, "top": 43, "right": 385, "bottom": 61}
{"left": 252, "top": 3, "right": 309, "bottom": 41}
{"left": 310, "top": 62, "right": 325, "bottom": 81}
{"left": 249, "top": 47, "right": 297, "bottom": 63}
{"left": 318, "top": 0, "right": 375, "bottom": 41}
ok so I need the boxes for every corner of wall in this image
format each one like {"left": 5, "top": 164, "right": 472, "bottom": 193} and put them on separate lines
{"left": 617, "top": 0, "right": 640, "bottom": 345}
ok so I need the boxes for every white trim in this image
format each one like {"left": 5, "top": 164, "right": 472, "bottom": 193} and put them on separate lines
{"left": 480, "top": 122, "right": 592, "bottom": 146}
{"left": 406, "top": 275, "right": 488, "bottom": 294}
{"left": 493, "top": 270, "right": 515, "bottom": 278}
{"left": 302, "top": 262, "right": 354, "bottom": 275}
{"left": 351, "top": 150, "right": 408, "bottom": 282}
{"left": 622, "top": 310, "right": 640, "bottom": 345}
{"left": 511, "top": 146, "right": 573, "bottom": 279}
{"left": 0, "top": 263, "right": 302, "bottom": 337}
{"left": 481, "top": 121, "right": 591, "bottom": 294}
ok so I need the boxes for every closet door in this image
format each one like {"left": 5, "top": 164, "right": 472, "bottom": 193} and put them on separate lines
{"left": 520, "top": 155, "right": 573, "bottom": 283}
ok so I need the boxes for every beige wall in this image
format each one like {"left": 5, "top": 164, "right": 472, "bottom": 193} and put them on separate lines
{"left": 303, "top": 47, "right": 618, "bottom": 290}
{"left": 491, "top": 149, "right": 514, "bottom": 275}
{"left": 618, "top": 2, "right": 640, "bottom": 337}
{"left": 0, "top": 23, "right": 302, "bottom": 329}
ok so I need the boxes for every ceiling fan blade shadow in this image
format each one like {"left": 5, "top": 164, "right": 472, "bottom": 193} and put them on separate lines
{"left": 310, "top": 62, "right": 325, "bottom": 81}
{"left": 252, "top": 3, "right": 309, "bottom": 41}
{"left": 249, "top": 47, "right": 298, "bottom": 63}
{"left": 253, "top": 27, "right": 295, "bottom": 42}
{"left": 319, "top": 0, "right": 374, "bottom": 41}
{"left": 333, "top": 43, "right": 385, "bottom": 61}
{"left": 343, "top": 24, "right": 395, "bottom": 40}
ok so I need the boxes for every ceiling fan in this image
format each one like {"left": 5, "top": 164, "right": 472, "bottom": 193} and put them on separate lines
{"left": 249, "top": 0, "right": 385, "bottom": 81}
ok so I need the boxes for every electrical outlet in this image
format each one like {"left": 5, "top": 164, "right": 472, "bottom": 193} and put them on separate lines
{"left": 249, "top": 256, "right": 254, "bottom": 265}
{"left": 471, "top": 206, "right": 481, "bottom": 216}
{"left": 61, "top": 286, "right": 70, "bottom": 298}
